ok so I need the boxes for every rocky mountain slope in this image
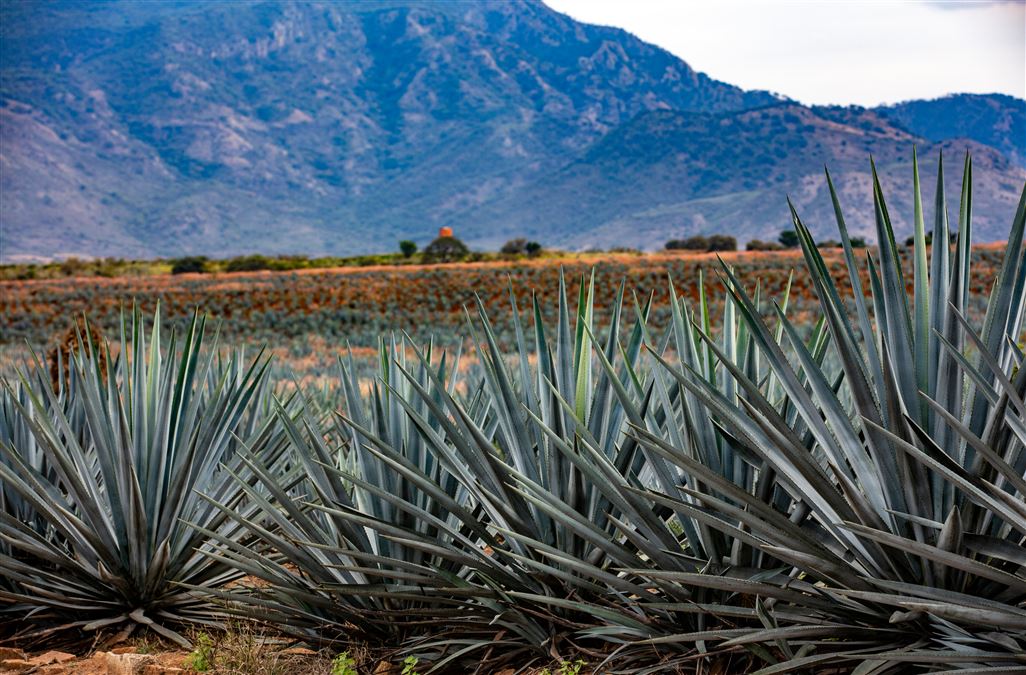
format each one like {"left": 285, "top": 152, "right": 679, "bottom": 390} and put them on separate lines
{"left": 459, "top": 104, "right": 1023, "bottom": 250}
{"left": 877, "top": 94, "right": 1025, "bottom": 169}
{"left": 1, "top": 0, "right": 1022, "bottom": 260}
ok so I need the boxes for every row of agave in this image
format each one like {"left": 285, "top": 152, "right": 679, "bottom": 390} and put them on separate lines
{"left": 2, "top": 154, "right": 1024, "bottom": 673}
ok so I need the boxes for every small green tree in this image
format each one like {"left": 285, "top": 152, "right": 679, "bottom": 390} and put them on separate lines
{"left": 525, "top": 241, "right": 542, "bottom": 257}
{"left": 778, "top": 230, "right": 799, "bottom": 248}
{"left": 850, "top": 236, "right": 867, "bottom": 248}
{"left": 399, "top": 240, "right": 418, "bottom": 258}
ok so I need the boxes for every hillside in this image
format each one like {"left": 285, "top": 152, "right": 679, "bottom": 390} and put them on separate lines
{"left": 1, "top": 0, "right": 1023, "bottom": 260}
{"left": 877, "top": 94, "right": 1026, "bottom": 169}
{"left": 456, "top": 104, "right": 1024, "bottom": 249}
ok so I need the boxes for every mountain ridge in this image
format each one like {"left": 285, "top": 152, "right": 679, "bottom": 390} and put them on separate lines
{"left": 450, "top": 102, "right": 1024, "bottom": 250}
{"left": 1, "top": 0, "right": 1023, "bottom": 261}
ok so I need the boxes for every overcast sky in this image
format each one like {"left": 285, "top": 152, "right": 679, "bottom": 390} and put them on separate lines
{"left": 544, "top": 0, "right": 1025, "bottom": 106}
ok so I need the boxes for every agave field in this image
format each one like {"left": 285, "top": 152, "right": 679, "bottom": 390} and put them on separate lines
{"left": 0, "top": 242, "right": 1009, "bottom": 388}
{"left": 2, "top": 156, "right": 1025, "bottom": 674}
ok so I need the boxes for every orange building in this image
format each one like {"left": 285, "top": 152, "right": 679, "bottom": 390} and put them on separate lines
{"left": 438, "top": 226, "right": 453, "bottom": 238}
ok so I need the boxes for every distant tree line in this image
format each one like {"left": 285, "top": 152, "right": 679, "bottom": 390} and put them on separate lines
{"left": 165, "top": 236, "right": 547, "bottom": 274}
{"left": 746, "top": 230, "right": 867, "bottom": 251}
{"left": 12, "top": 227, "right": 947, "bottom": 282}
{"left": 664, "top": 235, "right": 737, "bottom": 252}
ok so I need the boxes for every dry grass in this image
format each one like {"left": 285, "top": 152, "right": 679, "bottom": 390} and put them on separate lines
{"left": 183, "top": 622, "right": 337, "bottom": 675}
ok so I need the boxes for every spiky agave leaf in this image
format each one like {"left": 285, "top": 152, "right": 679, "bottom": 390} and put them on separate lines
{"left": 628, "top": 155, "right": 1026, "bottom": 669}
{"left": 0, "top": 306, "right": 286, "bottom": 646}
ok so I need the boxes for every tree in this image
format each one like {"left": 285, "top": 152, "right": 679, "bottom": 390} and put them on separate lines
{"left": 501, "top": 238, "right": 529, "bottom": 255}
{"left": 399, "top": 240, "right": 418, "bottom": 258}
{"left": 778, "top": 230, "right": 799, "bottom": 248}
{"left": 850, "top": 236, "right": 867, "bottom": 248}
{"left": 706, "top": 235, "right": 736, "bottom": 252}
{"left": 422, "top": 236, "right": 469, "bottom": 263}
{"left": 501, "top": 239, "right": 543, "bottom": 257}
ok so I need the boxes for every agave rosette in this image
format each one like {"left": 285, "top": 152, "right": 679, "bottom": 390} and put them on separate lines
{"left": 625, "top": 154, "right": 1026, "bottom": 671}
{"left": 0, "top": 308, "right": 287, "bottom": 646}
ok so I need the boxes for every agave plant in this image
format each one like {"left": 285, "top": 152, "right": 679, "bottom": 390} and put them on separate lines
{"left": 625, "top": 153, "right": 1026, "bottom": 671}
{"left": 196, "top": 336, "right": 559, "bottom": 669}
{"left": 202, "top": 276, "right": 706, "bottom": 667}
{"left": 0, "top": 307, "right": 288, "bottom": 646}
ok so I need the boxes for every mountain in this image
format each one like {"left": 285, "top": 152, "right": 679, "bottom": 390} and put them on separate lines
{"left": 456, "top": 104, "right": 1022, "bottom": 250}
{"left": 876, "top": 94, "right": 1026, "bottom": 169}
{"left": 1, "top": 0, "right": 1023, "bottom": 261}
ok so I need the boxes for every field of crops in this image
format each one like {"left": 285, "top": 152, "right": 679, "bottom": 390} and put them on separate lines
{"left": 0, "top": 246, "right": 1007, "bottom": 385}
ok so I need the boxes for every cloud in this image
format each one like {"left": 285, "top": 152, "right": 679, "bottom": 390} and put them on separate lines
{"left": 926, "top": 0, "right": 1023, "bottom": 10}
{"left": 547, "top": 0, "right": 1025, "bottom": 106}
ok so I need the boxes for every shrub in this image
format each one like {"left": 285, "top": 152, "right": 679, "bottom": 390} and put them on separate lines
{"left": 184, "top": 632, "right": 214, "bottom": 672}
{"left": 331, "top": 653, "right": 358, "bottom": 675}
{"left": 501, "top": 238, "right": 529, "bottom": 255}
{"left": 58, "top": 256, "right": 86, "bottom": 277}
{"left": 171, "top": 256, "right": 210, "bottom": 274}
{"left": 95, "top": 257, "right": 124, "bottom": 277}
{"left": 746, "top": 238, "right": 783, "bottom": 251}
{"left": 225, "top": 254, "right": 272, "bottom": 272}
{"left": 850, "top": 235, "right": 867, "bottom": 248}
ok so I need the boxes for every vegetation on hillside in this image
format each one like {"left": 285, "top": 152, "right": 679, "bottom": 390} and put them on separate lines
{"left": 0, "top": 243, "right": 563, "bottom": 282}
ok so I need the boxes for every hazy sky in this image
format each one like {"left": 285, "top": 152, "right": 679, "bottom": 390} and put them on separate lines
{"left": 545, "top": 0, "right": 1025, "bottom": 106}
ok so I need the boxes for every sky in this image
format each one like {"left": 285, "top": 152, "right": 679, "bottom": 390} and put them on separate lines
{"left": 545, "top": 0, "right": 1026, "bottom": 107}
